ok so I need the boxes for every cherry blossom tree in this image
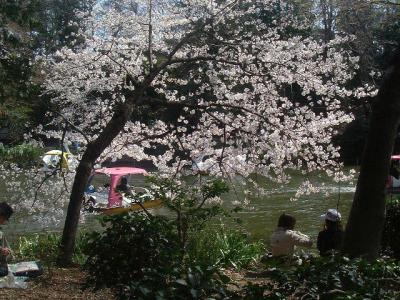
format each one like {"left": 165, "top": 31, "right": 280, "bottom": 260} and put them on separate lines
{"left": 1, "top": 165, "right": 75, "bottom": 230}
{"left": 37, "top": 0, "right": 374, "bottom": 265}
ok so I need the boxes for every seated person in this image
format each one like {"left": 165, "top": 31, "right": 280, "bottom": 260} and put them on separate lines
{"left": 116, "top": 177, "right": 130, "bottom": 194}
{"left": 270, "top": 213, "right": 312, "bottom": 257}
{"left": 389, "top": 162, "right": 400, "bottom": 179}
{"left": 317, "top": 209, "right": 344, "bottom": 256}
{"left": 0, "top": 202, "right": 13, "bottom": 277}
{"left": 115, "top": 177, "right": 133, "bottom": 205}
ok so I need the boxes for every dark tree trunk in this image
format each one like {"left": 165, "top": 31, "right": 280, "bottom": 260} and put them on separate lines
{"left": 56, "top": 52, "right": 172, "bottom": 265}
{"left": 57, "top": 101, "right": 135, "bottom": 266}
{"left": 342, "top": 48, "right": 400, "bottom": 259}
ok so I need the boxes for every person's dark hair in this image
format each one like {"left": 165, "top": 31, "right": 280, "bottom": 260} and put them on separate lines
{"left": 0, "top": 202, "right": 13, "bottom": 220}
{"left": 277, "top": 213, "right": 296, "bottom": 230}
{"left": 325, "top": 219, "right": 343, "bottom": 232}
{"left": 120, "top": 177, "right": 128, "bottom": 185}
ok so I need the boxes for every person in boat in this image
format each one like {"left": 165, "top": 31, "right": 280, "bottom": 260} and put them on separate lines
{"left": 0, "top": 202, "right": 13, "bottom": 277}
{"left": 317, "top": 209, "right": 344, "bottom": 256}
{"left": 270, "top": 213, "right": 313, "bottom": 257}
{"left": 389, "top": 160, "right": 400, "bottom": 179}
{"left": 115, "top": 177, "right": 132, "bottom": 198}
{"left": 116, "top": 177, "right": 130, "bottom": 194}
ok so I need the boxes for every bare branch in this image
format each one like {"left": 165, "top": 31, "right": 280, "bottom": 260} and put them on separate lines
{"left": 49, "top": 109, "right": 90, "bottom": 143}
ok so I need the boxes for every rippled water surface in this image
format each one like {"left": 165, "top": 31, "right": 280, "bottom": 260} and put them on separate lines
{"left": 3, "top": 170, "right": 356, "bottom": 249}
{"left": 220, "top": 171, "right": 355, "bottom": 248}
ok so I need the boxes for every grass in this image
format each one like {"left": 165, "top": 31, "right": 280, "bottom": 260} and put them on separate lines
{"left": 14, "top": 232, "right": 88, "bottom": 265}
{"left": 187, "top": 223, "right": 265, "bottom": 270}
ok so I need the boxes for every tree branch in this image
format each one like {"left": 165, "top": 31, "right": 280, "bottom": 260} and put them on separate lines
{"left": 49, "top": 109, "right": 90, "bottom": 143}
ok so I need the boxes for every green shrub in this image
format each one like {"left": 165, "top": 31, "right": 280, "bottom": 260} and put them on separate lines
{"left": 0, "top": 143, "right": 42, "bottom": 167}
{"left": 83, "top": 178, "right": 267, "bottom": 299}
{"left": 120, "top": 265, "right": 232, "bottom": 300}
{"left": 187, "top": 224, "right": 265, "bottom": 270}
{"left": 381, "top": 198, "right": 400, "bottom": 259}
{"left": 244, "top": 256, "right": 400, "bottom": 299}
{"left": 83, "top": 213, "right": 233, "bottom": 299}
{"left": 15, "top": 232, "right": 88, "bottom": 265}
{"left": 147, "top": 176, "right": 230, "bottom": 254}
{"left": 83, "top": 213, "right": 180, "bottom": 290}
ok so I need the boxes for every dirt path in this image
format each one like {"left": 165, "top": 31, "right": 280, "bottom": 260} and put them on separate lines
{"left": 0, "top": 265, "right": 274, "bottom": 299}
{"left": 0, "top": 268, "right": 115, "bottom": 300}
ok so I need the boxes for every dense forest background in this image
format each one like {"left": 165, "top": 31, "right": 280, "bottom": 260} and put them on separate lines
{"left": 0, "top": 0, "right": 399, "bottom": 165}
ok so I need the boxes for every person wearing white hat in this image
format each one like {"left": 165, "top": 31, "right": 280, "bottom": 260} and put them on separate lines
{"left": 317, "top": 209, "right": 344, "bottom": 256}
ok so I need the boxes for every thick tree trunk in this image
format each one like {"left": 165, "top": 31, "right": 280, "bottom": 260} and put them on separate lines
{"left": 342, "top": 48, "right": 400, "bottom": 259}
{"left": 56, "top": 54, "right": 168, "bottom": 265}
{"left": 57, "top": 102, "right": 135, "bottom": 266}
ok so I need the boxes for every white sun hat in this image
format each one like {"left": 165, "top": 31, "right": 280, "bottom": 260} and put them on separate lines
{"left": 320, "top": 209, "right": 342, "bottom": 222}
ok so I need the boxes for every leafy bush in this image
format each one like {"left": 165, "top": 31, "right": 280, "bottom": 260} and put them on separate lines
{"left": 243, "top": 256, "right": 400, "bottom": 299}
{"left": 83, "top": 213, "right": 233, "bottom": 299}
{"left": 187, "top": 224, "right": 265, "bottom": 270}
{"left": 83, "top": 213, "right": 180, "bottom": 290}
{"left": 0, "top": 143, "right": 42, "bottom": 167}
{"left": 148, "top": 177, "right": 230, "bottom": 254}
{"left": 119, "top": 265, "right": 232, "bottom": 300}
{"left": 15, "top": 232, "right": 88, "bottom": 265}
{"left": 381, "top": 198, "right": 400, "bottom": 259}
{"left": 82, "top": 179, "right": 270, "bottom": 299}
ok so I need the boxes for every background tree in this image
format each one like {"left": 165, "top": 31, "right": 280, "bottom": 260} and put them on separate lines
{"left": 0, "top": 0, "right": 94, "bottom": 143}
{"left": 314, "top": 0, "right": 400, "bottom": 163}
{"left": 275, "top": 1, "right": 399, "bottom": 164}
{"left": 310, "top": 0, "right": 400, "bottom": 257}
{"left": 342, "top": 47, "right": 400, "bottom": 259}
{"left": 0, "top": 0, "right": 43, "bottom": 143}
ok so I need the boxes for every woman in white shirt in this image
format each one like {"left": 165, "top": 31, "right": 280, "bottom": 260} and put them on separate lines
{"left": 270, "top": 213, "right": 313, "bottom": 257}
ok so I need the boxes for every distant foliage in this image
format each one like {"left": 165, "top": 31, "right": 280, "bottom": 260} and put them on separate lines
{"left": 0, "top": 143, "right": 42, "bottom": 167}
{"left": 381, "top": 198, "right": 400, "bottom": 259}
{"left": 0, "top": 0, "right": 95, "bottom": 143}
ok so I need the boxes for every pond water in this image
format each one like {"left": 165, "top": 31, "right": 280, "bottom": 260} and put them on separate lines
{"left": 2, "top": 169, "right": 356, "bottom": 251}
{"left": 217, "top": 171, "right": 355, "bottom": 249}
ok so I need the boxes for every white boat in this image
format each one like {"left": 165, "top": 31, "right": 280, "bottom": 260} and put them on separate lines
{"left": 41, "top": 150, "right": 77, "bottom": 172}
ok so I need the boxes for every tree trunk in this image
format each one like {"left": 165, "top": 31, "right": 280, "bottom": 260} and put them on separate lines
{"left": 56, "top": 44, "right": 169, "bottom": 265}
{"left": 57, "top": 102, "right": 135, "bottom": 266}
{"left": 342, "top": 48, "right": 400, "bottom": 259}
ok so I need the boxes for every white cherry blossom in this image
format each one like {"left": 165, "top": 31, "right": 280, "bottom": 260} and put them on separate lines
{"left": 12, "top": 0, "right": 378, "bottom": 227}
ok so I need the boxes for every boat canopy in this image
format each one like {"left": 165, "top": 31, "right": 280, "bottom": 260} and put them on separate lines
{"left": 94, "top": 167, "right": 148, "bottom": 176}
{"left": 91, "top": 167, "right": 148, "bottom": 208}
